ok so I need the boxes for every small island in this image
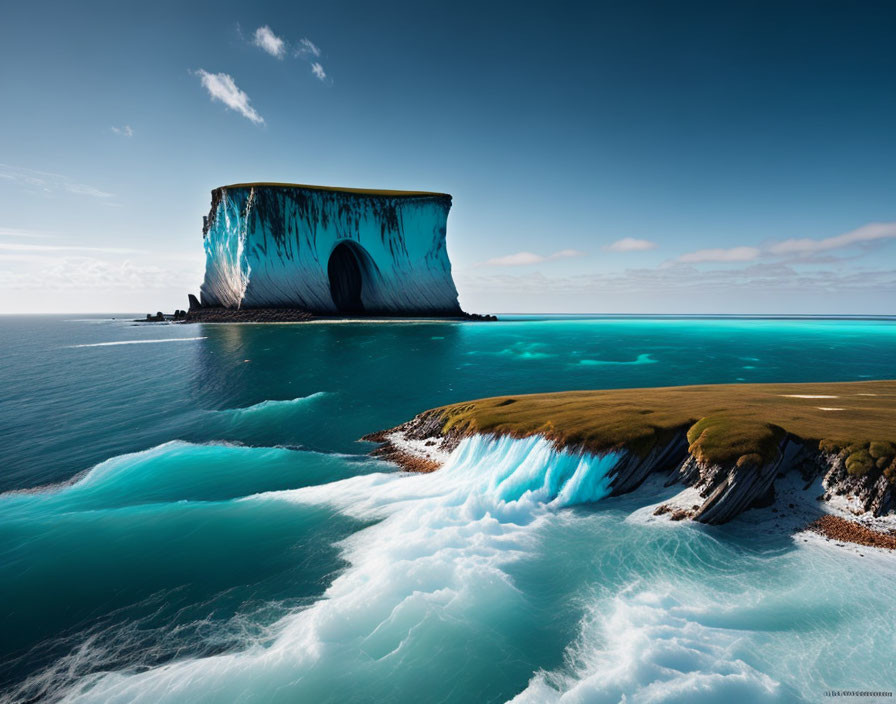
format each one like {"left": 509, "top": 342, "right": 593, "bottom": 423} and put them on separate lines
{"left": 366, "top": 379, "right": 896, "bottom": 546}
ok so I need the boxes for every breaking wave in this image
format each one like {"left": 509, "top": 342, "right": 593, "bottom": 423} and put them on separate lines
{"left": 217, "top": 392, "right": 328, "bottom": 418}
{"left": 49, "top": 435, "right": 620, "bottom": 703}
{"left": 9, "top": 434, "right": 889, "bottom": 704}
{"left": 0, "top": 440, "right": 363, "bottom": 515}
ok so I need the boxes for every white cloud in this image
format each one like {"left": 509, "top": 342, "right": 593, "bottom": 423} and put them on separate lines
{"left": 485, "top": 252, "right": 544, "bottom": 266}
{"left": 0, "top": 242, "right": 144, "bottom": 254}
{"left": 769, "top": 222, "right": 896, "bottom": 255}
{"left": 484, "top": 249, "right": 586, "bottom": 266}
{"left": 195, "top": 70, "right": 264, "bottom": 124}
{"left": 456, "top": 262, "right": 896, "bottom": 313}
{"left": 604, "top": 237, "right": 657, "bottom": 252}
{"left": 0, "top": 255, "right": 192, "bottom": 291}
{"left": 296, "top": 38, "right": 321, "bottom": 57}
{"left": 111, "top": 125, "right": 134, "bottom": 137}
{"left": 675, "top": 246, "right": 761, "bottom": 263}
{"left": 669, "top": 221, "right": 896, "bottom": 266}
{"left": 293, "top": 38, "right": 327, "bottom": 81}
{"left": 0, "top": 164, "right": 115, "bottom": 200}
{"left": 0, "top": 227, "right": 50, "bottom": 238}
{"left": 65, "top": 183, "right": 114, "bottom": 199}
{"left": 253, "top": 25, "right": 286, "bottom": 59}
{"left": 551, "top": 249, "right": 586, "bottom": 259}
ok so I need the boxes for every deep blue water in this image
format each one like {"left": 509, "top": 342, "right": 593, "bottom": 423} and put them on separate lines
{"left": 1, "top": 315, "right": 894, "bottom": 702}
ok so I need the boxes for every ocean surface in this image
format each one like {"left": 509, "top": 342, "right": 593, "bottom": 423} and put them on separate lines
{"left": 1, "top": 315, "right": 895, "bottom": 703}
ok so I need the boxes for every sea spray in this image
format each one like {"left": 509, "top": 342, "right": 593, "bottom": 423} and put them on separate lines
{"left": 4, "top": 432, "right": 895, "bottom": 703}
{"left": 0, "top": 442, "right": 379, "bottom": 695}
{"left": 509, "top": 589, "right": 783, "bottom": 703}
{"left": 54, "top": 436, "right": 622, "bottom": 703}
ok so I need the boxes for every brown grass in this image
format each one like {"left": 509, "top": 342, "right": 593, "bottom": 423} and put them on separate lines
{"left": 431, "top": 380, "right": 896, "bottom": 468}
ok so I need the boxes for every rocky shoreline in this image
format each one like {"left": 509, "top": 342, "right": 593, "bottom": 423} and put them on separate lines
{"left": 137, "top": 301, "right": 497, "bottom": 324}
{"left": 808, "top": 515, "right": 896, "bottom": 550}
{"left": 183, "top": 307, "right": 314, "bottom": 323}
{"left": 364, "top": 386, "right": 896, "bottom": 551}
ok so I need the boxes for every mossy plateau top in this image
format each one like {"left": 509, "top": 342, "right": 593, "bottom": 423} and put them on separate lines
{"left": 430, "top": 380, "right": 896, "bottom": 470}
{"left": 219, "top": 182, "right": 450, "bottom": 198}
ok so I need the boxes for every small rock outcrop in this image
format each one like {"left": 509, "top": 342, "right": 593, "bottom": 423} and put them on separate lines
{"left": 822, "top": 451, "right": 895, "bottom": 516}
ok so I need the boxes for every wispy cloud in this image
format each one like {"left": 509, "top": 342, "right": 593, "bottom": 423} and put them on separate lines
{"left": 673, "top": 221, "right": 896, "bottom": 265}
{"left": 64, "top": 183, "right": 114, "bottom": 199}
{"left": 296, "top": 38, "right": 327, "bottom": 81}
{"left": 0, "top": 255, "right": 194, "bottom": 290}
{"left": 604, "top": 237, "right": 657, "bottom": 252}
{"left": 248, "top": 29, "right": 328, "bottom": 82}
{"left": 0, "top": 242, "right": 144, "bottom": 254}
{"left": 0, "top": 164, "right": 115, "bottom": 200}
{"left": 0, "top": 227, "right": 51, "bottom": 239}
{"left": 194, "top": 70, "right": 264, "bottom": 124}
{"left": 675, "top": 246, "right": 761, "bottom": 263}
{"left": 253, "top": 25, "right": 286, "bottom": 59}
{"left": 111, "top": 125, "right": 134, "bottom": 137}
{"left": 483, "top": 249, "right": 586, "bottom": 267}
{"left": 769, "top": 222, "right": 896, "bottom": 255}
{"left": 459, "top": 263, "right": 896, "bottom": 301}
{"left": 296, "top": 38, "right": 321, "bottom": 57}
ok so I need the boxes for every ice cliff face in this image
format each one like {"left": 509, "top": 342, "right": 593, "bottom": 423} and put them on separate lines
{"left": 199, "top": 183, "right": 463, "bottom": 315}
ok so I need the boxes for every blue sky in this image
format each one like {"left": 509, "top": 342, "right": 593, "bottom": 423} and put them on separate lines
{"left": 1, "top": 0, "right": 894, "bottom": 313}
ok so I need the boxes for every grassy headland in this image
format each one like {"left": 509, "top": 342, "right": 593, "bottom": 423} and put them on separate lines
{"left": 432, "top": 380, "right": 896, "bottom": 474}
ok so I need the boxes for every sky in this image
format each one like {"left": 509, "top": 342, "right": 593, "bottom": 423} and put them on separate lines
{"left": 0, "top": 0, "right": 894, "bottom": 314}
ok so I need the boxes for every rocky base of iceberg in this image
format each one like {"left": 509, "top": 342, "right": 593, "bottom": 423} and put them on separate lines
{"left": 183, "top": 307, "right": 314, "bottom": 323}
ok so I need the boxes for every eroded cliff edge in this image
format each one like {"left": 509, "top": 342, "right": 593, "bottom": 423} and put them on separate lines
{"left": 365, "top": 381, "right": 896, "bottom": 536}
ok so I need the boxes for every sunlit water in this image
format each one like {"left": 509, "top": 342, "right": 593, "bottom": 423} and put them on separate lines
{"left": 1, "top": 315, "right": 894, "bottom": 702}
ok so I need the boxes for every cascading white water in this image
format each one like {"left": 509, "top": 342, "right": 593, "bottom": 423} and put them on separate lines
{"left": 53, "top": 434, "right": 896, "bottom": 704}
{"left": 201, "top": 189, "right": 250, "bottom": 308}
{"left": 59, "top": 436, "right": 621, "bottom": 703}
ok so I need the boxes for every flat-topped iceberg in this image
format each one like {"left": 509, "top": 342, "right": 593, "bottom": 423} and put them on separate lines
{"left": 199, "top": 183, "right": 464, "bottom": 316}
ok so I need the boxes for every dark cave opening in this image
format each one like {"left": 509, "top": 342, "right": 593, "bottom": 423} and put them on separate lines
{"left": 327, "top": 242, "right": 366, "bottom": 313}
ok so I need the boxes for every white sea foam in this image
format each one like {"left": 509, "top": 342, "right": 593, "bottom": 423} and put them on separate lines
{"left": 221, "top": 392, "right": 328, "bottom": 414}
{"left": 59, "top": 435, "right": 619, "bottom": 703}
{"left": 29, "top": 433, "right": 895, "bottom": 704}
{"left": 578, "top": 353, "right": 656, "bottom": 366}
{"left": 68, "top": 337, "right": 206, "bottom": 348}
{"left": 509, "top": 589, "right": 781, "bottom": 704}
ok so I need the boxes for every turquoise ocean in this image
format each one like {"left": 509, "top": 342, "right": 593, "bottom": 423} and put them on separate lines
{"left": 1, "top": 315, "right": 895, "bottom": 702}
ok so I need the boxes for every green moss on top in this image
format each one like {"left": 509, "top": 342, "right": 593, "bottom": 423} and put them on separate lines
{"left": 219, "top": 182, "right": 450, "bottom": 198}
{"left": 429, "top": 380, "right": 896, "bottom": 469}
